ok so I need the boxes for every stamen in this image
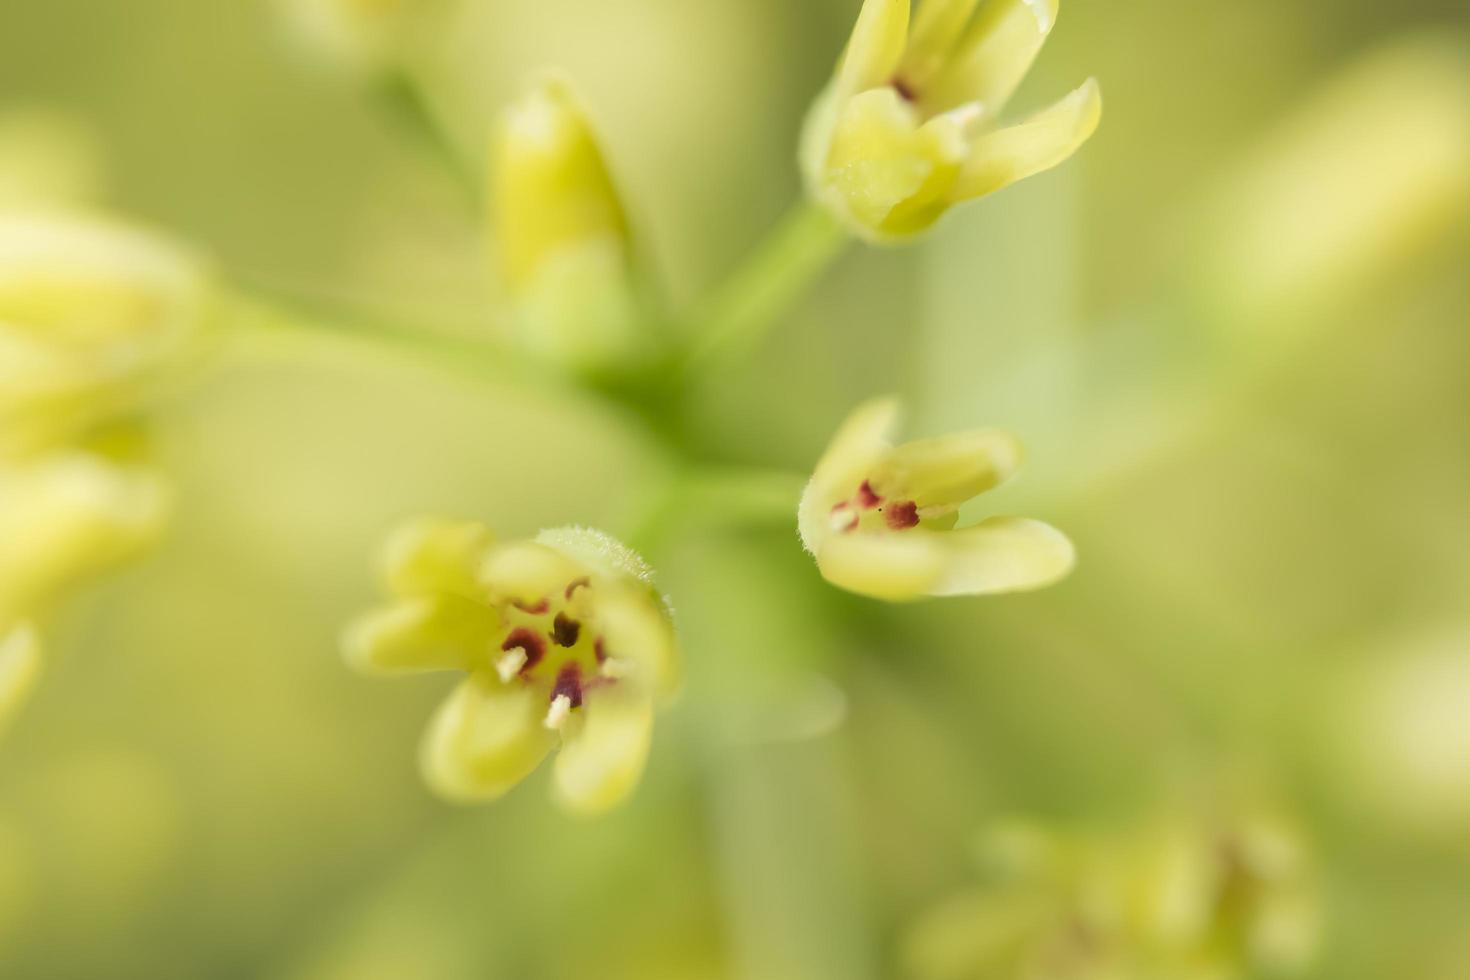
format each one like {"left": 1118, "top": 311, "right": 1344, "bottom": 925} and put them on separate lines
{"left": 513, "top": 598, "right": 550, "bottom": 615}
{"left": 594, "top": 637, "right": 606, "bottom": 663}
{"left": 551, "top": 663, "right": 584, "bottom": 708}
{"left": 856, "top": 480, "right": 882, "bottom": 509}
{"left": 544, "top": 694, "right": 572, "bottom": 730}
{"left": 564, "top": 576, "right": 591, "bottom": 599}
{"left": 600, "top": 656, "right": 632, "bottom": 680}
{"left": 885, "top": 500, "right": 920, "bottom": 530}
{"left": 829, "top": 503, "right": 859, "bottom": 533}
{"left": 496, "top": 647, "right": 528, "bottom": 682}
{"left": 501, "top": 628, "right": 544, "bottom": 672}
{"left": 552, "top": 613, "right": 581, "bottom": 648}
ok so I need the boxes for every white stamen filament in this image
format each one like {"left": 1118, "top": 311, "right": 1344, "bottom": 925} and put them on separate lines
{"left": 544, "top": 694, "right": 572, "bottom": 730}
{"left": 600, "top": 656, "right": 633, "bottom": 680}
{"left": 496, "top": 647, "right": 528, "bottom": 682}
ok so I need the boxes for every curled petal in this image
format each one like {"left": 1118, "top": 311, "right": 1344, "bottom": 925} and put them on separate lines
{"left": 420, "top": 673, "right": 556, "bottom": 802}
{"left": 928, "top": 516, "right": 1075, "bottom": 596}
{"left": 0, "top": 622, "right": 41, "bottom": 731}
{"left": 478, "top": 540, "right": 584, "bottom": 606}
{"left": 869, "top": 428, "right": 1022, "bottom": 506}
{"left": 926, "top": 0, "right": 1060, "bottom": 116}
{"left": 552, "top": 686, "right": 654, "bottom": 816}
{"left": 379, "top": 518, "right": 495, "bottom": 599}
{"left": 836, "top": 0, "right": 912, "bottom": 100}
{"left": 953, "top": 77, "right": 1102, "bottom": 201}
{"left": 595, "top": 585, "right": 679, "bottom": 701}
{"left": 799, "top": 396, "right": 901, "bottom": 553}
{"left": 342, "top": 594, "right": 497, "bottom": 676}
{"left": 816, "top": 530, "right": 949, "bottom": 601}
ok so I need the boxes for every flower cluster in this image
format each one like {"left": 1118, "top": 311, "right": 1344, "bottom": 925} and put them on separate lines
{"left": 0, "top": 211, "right": 211, "bottom": 726}
{"left": 345, "top": 521, "right": 679, "bottom": 815}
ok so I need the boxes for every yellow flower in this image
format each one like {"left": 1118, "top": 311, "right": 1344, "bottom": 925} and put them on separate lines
{"left": 491, "top": 77, "right": 654, "bottom": 375}
{"left": 0, "top": 212, "right": 212, "bottom": 456}
{"left": 798, "top": 397, "right": 1073, "bottom": 600}
{"left": 344, "top": 520, "right": 679, "bottom": 815}
{"left": 0, "top": 450, "right": 169, "bottom": 630}
{"left": 801, "top": 0, "right": 1100, "bottom": 242}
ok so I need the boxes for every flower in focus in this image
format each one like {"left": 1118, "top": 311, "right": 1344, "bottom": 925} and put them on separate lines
{"left": 798, "top": 397, "right": 1073, "bottom": 601}
{"left": 905, "top": 801, "right": 1321, "bottom": 980}
{"left": 491, "top": 76, "right": 656, "bottom": 376}
{"left": 344, "top": 521, "right": 679, "bottom": 814}
{"left": 801, "top": 0, "right": 1101, "bottom": 242}
{"left": 0, "top": 211, "right": 213, "bottom": 456}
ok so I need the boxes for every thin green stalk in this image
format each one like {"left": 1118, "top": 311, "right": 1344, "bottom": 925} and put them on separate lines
{"left": 372, "top": 68, "right": 482, "bottom": 205}
{"left": 683, "top": 199, "right": 848, "bottom": 381}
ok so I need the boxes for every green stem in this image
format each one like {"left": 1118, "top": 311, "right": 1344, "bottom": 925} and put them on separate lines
{"left": 683, "top": 199, "right": 848, "bottom": 381}
{"left": 372, "top": 68, "right": 482, "bottom": 205}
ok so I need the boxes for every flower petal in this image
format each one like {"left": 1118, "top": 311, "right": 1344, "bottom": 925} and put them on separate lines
{"left": 341, "top": 594, "right": 497, "bottom": 676}
{"left": 420, "top": 673, "right": 556, "bottom": 802}
{"left": 824, "top": 88, "right": 933, "bottom": 231}
{"left": 798, "top": 396, "right": 902, "bottom": 554}
{"left": 901, "top": 0, "right": 982, "bottom": 92}
{"left": 478, "top": 539, "right": 584, "bottom": 606}
{"left": 552, "top": 686, "right": 654, "bottom": 815}
{"left": 869, "top": 428, "right": 1022, "bottom": 506}
{"left": 835, "top": 0, "right": 911, "bottom": 100}
{"left": 535, "top": 525, "right": 657, "bottom": 589}
{"left": 379, "top": 517, "right": 495, "bottom": 599}
{"left": 0, "top": 622, "right": 41, "bottom": 731}
{"left": 595, "top": 584, "right": 680, "bottom": 701}
{"left": 816, "top": 529, "right": 948, "bottom": 601}
{"left": 952, "top": 77, "right": 1102, "bottom": 201}
{"left": 925, "top": 0, "right": 1059, "bottom": 115}
{"left": 928, "top": 516, "right": 1075, "bottom": 596}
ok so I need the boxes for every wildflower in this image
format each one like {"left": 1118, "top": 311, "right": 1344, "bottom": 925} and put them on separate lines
{"left": 491, "top": 77, "right": 654, "bottom": 375}
{"left": 801, "top": 0, "right": 1101, "bottom": 242}
{"left": 0, "top": 451, "right": 169, "bottom": 631}
{"left": 798, "top": 396, "right": 1073, "bottom": 600}
{"left": 0, "top": 212, "right": 212, "bottom": 456}
{"left": 344, "top": 521, "right": 679, "bottom": 814}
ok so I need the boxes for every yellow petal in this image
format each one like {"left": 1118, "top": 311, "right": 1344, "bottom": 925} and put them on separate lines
{"left": 420, "top": 673, "right": 555, "bottom": 802}
{"left": 925, "top": 0, "right": 1059, "bottom": 115}
{"left": 823, "top": 88, "right": 934, "bottom": 231}
{"left": 835, "top": 0, "right": 911, "bottom": 100}
{"left": 869, "top": 428, "right": 1022, "bottom": 506}
{"left": 341, "top": 594, "right": 497, "bottom": 676}
{"left": 798, "top": 396, "right": 902, "bottom": 554}
{"left": 379, "top": 517, "right": 495, "bottom": 599}
{"left": 552, "top": 686, "right": 654, "bottom": 816}
{"left": 0, "top": 622, "right": 41, "bottom": 732}
{"left": 953, "top": 77, "right": 1101, "bottom": 201}
{"left": 900, "top": 0, "right": 982, "bottom": 93}
{"left": 478, "top": 539, "right": 584, "bottom": 606}
{"left": 595, "top": 584, "right": 680, "bottom": 701}
{"left": 535, "top": 525, "right": 657, "bottom": 589}
{"left": 928, "top": 516, "right": 1075, "bottom": 596}
{"left": 493, "top": 76, "right": 629, "bottom": 292}
{"left": 816, "top": 530, "right": 948, "bottom": 601}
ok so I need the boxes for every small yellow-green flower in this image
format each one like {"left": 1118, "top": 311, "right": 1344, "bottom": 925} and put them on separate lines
{"left": 0, "top": 211, "right": 212, "bottom": 456}
{"left": 0, "top": 450, "right": 169, "bottom": 630}
{"left": 802, "top": 0, "right": 1101, "bottom": 242}
{"left": 491, "top": 77, "right": 654, "bottom": 375}
{"left": 799, "top": 397, "right": 1073, "bottom": 600}
{"left": 344, "top": 521, "right": 679, "bottom": 814}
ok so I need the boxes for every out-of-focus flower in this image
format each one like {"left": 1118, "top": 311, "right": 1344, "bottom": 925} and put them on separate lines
{"left": 276, "top": 0, "right": 417, "bottom": 76}
{"left": 344, "top": 520, "right": 679, "bottom": 814}
{"left": 0, "top": 212, "right": 212, "bottom": 456}
{"left": 0, "top": 451, "right": 169, "bottom": 630}
{"left": 0, "top": 623, "right": 41, "bottom": 734}
{"left": 798, "top": 397, "right": 1073, "bottom": 600}
{"left": 491, "top": 76, "right": 655, "bottom": 375}
{"left": 0, "top": 109, "right": 104, "bottom": 209}
{"left": 801, "top": 0, "right": 1100, "bottom": 242}
{"left": 905, "top": 801, "right": 1320, "bottom": 980}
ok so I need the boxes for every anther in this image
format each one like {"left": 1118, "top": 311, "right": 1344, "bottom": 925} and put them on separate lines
{"left": 856, "top": 480, "right": 882, "bottom": 509}
{"left": 829, "top": 503, "right": 859, "bottom": 533}
{"left": 501, "top": 628, "right": 544, "bottom": 672}
{"left": 544, "top": 694, "right": 572, "bottom": 730}
{"left": 552, "top": 613, "right": 581, "bottom": 648}
{"left": 564, "top": 577, "right": 591, "bottom": 599}
{"left": 496, "top": 647, "right": 528, "bottom": 682}
{"left": 885, "top": 500, "right": 920, "bottom": 530}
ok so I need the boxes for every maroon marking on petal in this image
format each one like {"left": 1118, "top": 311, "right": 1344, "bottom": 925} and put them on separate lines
{"left": 593, "top": 637, "right": 606, "bottom": 663}
{"left": 551, "top": 613, "right": 581, "bottom": 648}
{"left": 892, "top": 76, "right": 919, "bottom": 103}
{"left": 552, "top": 663, "right": 584, "bottom": 709}
{"left": 564, "top": 576, "right": 591, "bottom": 599}
{"left": 513, "top": 598, "right": 550, "bottom": 615}
{"left": 831, "top": 502, "right": 859, "bottom": 533}
{"left": 856, "top": 480, "right": 882, "bottom": 509}
{"left": 885, "top": 500, "right": 920, "bottom": 530}
{"left": 501, "top": 628, "right": 545, "bottom": 672}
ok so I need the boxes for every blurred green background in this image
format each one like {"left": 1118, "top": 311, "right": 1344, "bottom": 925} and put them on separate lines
{"left": 2, "top": 0, "right": 1470, "bottom": 977}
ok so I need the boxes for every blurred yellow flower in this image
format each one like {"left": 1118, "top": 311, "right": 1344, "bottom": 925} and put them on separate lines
{"left": 0, "top": 624, "right": 41, "bottom": 734}
{"left": 491, "top": 76, "right": 655, "bottom": 376}
{"left": 345, "top": 520, "right": 679, "bottom": 815}
{"left": 277, "top": 0, "right": 412, "bottom": 75}
{"left": 798, "top": 397, "right": 1073, "bottom": 600}
{"left": 801, "top": 0, "right": 1100, "bottom": 242}
{"left": 0, "top": 211, "right": 212, "bottom": 456}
